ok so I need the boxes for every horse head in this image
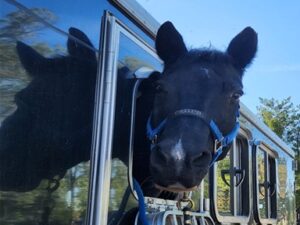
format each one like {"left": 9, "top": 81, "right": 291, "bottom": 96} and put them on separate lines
{"left": 148, "top": 22, "right": 257, "bottom": 191}
{"left": 0, "top": 28, "right": 97, "bottom": 191}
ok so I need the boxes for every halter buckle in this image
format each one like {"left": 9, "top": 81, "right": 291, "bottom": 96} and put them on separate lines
{"left": 177, "top": 192, "right": 195, "bottom": 210}
{"left": 214, "top": 138, "right": 223, "bottom": 153}
{"left": 152, "top": 135, "right": 158, "bottom": 145}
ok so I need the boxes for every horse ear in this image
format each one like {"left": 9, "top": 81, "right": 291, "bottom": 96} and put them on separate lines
{"left": 67, "top": 27, "right": 95, "bottom": 60}
{"left": 156, "top": 21, "right": 187, "bottom": 66}
{"left": 227, "top": 27, "right": 258, "bottom": 70}
{"left": 16, "top": 41, "right": 47, "bottom": 77}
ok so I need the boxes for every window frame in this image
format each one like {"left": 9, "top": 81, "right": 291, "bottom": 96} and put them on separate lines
{"left": 87, "top": 12, "right": 162, "bottom": 225}
{"left": 253, "top": 141, "right": 278, "bottom": 224}
{"left": 211, "top": 129, "right": 251, "bottom": 224}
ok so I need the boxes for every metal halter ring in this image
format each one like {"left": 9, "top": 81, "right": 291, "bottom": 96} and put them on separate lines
{"left": 214, "top": 138, "right": 223, "bottom": 152}
{"left": 152, "top": 135, "right": 158, "bottom": 145}
{"left": 177, "top": 197, "right": 195, "bottom": 210}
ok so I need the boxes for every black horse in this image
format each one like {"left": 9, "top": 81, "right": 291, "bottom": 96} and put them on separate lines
{"left": 0, "top": 22, "right": 257, "bottom": 197}
{"left": 133, "top": 22, "right": 257, "bottom": 193}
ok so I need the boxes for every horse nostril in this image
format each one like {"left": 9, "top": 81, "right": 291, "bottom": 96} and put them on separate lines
{"left": 152, "top": 146, "right": 169, "bottom": 164}
{"left": 191, "top": 152, "right": 209, "bottom": 167}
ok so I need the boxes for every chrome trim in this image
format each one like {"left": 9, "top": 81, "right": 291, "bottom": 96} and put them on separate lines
{"left": 128, "top": 79, "right": 142, "bottom": 200}
{"left": 240, "top": 102, "right": 294, "bottom": 158}
{"left": 87, "top": 13, "right": 120, "bottom": 225}
{"left": 110, "top": 0, "right": 160, "bottom": 38}
{"left": 85, "top": 12, "right": 109, "bottom": 225}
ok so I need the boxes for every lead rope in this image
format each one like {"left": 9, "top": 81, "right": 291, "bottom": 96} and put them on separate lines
{"left": 133, "top": 179, "right": 150, "bottom": 225}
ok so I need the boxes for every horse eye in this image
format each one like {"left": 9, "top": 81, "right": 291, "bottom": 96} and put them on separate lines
{"left": 232, "top": 91, "right": 243, "bottom": 100}
{"left": 155, "top": 84, "right": 166, "bottom": 94}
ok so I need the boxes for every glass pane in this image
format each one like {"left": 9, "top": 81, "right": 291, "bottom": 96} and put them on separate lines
{"left": 257, "top": 149, "right": 267, "bottom": 218}
{"left": 277, "top": 156, "right": 287, "bottom": 223}
{"left": 203, "top": 174, "right": 209, "bottom": 199}
{"left": 107, "top": 30, "right": 162, "bottom": 224}
{"left": 235, "top": 138, "right": 249, "bottom": 216}
{"left": 216, "top": 148, "right": 232, "bottom": 216}
{"left": 0, "top": 1, "right": 99, "bottom": 224}
{"left": 277, "top": 153, "right": 295, "bottom": 225}
{"left": 268, "top": 155, "right": 276, "bottom": 219}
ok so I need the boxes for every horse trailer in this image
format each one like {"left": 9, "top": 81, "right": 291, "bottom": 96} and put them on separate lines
{"left": 0, "top": 0, "right": 297, "bottom": 225}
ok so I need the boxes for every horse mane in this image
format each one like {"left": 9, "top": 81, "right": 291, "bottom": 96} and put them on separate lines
{"left": 189, "top": 48, "right": 233, "bottom": 64}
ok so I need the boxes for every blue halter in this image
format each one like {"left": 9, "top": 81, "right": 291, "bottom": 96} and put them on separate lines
{"left": 134, "top": 108, "right": 240, "bottom": 225}
{"left": 146, "top": 108, "right": 240, "bottom": 167}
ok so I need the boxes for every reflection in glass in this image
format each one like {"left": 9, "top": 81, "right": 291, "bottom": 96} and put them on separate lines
{"left": 118, "top": 33, "right": 162, "bottom": 72}
{"left": 217, "top": 150, "right": 231, "bottom": 216}
{"left": 0, "top": 1, "right": 99, "bottom": 224}
{"left": 277, "top": 152, "right": 295, "bottom": 225}
{"left": 216, "top": 137, "right": 249, "bottom": 218}
{"left": 107, "top": 30, "right": 162, "bottom": 224}
{"left": 257, "top": 149, "right": 267, "bottom": 218}
{"left": 256, "top": 147, "right": 278, "bottom": 221}
{"left": 235, "top": 139, "right": 244, "bottom": 215}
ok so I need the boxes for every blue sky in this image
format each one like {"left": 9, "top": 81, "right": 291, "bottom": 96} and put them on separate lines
{"left": 137, "top": 0, "right": 300, "bottom": 113}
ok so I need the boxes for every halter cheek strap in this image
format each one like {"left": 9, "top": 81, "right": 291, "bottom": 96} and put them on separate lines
{"left": 209, "top": 120, "right": 240, "bottom": 166}
{"left": 146, "top": 108, "right": 240, "bottom": 167}
{"left": 146, "top": 114, "right": 167, "bottom": 141}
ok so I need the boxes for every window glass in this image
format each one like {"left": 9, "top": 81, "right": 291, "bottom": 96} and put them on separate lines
{"left": 0, "top": 1, "right": 99, "bottom": 224}
{"left": 257, "top": 149, "right": 267, "bottom": 218}
{"left": 235, "top": 139, "right": 249, "bottom": 215}
{"left": 107, "top": 29, "right": 162, "bottom": 224}
{"left": 217, "top": 149, "right": 232, "bottom": 216}
{"left": 255, "top": 145, "right": 278, "bottom": 223}
{"left": 277, "top": 152, "right": 295, "bottom": 225}
{"left": 215, "top": 135, "right": 249, "bottom": 220}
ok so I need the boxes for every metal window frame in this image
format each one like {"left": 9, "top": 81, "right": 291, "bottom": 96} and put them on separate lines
{"left": 86, "top": 12, "right": 120, "bottom": 225}
{"left": 252, "top": 141, "right": 278, "bottom": 224}
{"left": 86, "top": 11, "right": 161, "bottom": 225}
{"left": 211, "top": 128, "right": 251, "bottom": 224}
{"left": 109, "top": 0, "right": 160, "bottom": 38}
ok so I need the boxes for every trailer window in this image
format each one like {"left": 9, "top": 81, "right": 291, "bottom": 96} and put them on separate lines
{"left": 277, "top": 153, "right": 296, "bottom": 224}
{"left": 254, "top": 144, "right": 277, "bottom": 224}
{"left": 214, "top": 134, "right": 250, "bottom": 223}
{"left": 0, "top": 1, "right": 99, "bottom": 224}
{"left": 101, "top": 18, "right": 163, "bottom": 224}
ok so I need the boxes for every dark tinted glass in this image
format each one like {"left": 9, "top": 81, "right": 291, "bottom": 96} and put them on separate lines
{"left": 0, "top": 1, "right": 100, "bottom": 224}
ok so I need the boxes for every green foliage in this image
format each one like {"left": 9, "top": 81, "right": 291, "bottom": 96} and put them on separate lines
{"left": 257, "top": 97, "right": 300, "bottom": 209}
{"left": 257, "top": 97, "right": 300, "bottom": 143}
{"left": 0, "top": 8, "right": 57, "bottom": 41}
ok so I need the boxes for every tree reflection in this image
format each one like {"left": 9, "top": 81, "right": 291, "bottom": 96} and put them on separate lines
{"left": 0, "top": 7, "right": 91, "bottom": 225}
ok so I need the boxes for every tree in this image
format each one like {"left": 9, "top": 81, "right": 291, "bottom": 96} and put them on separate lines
{"left": 257, "top": 97, "right": 300, "bottom": 209}
{"left": 0, "top": 7, "right": 59, "bottom": 125}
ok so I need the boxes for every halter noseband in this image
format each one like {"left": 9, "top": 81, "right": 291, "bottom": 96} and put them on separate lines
{"left": 146, "top": 108, "right": 240, "bottom": 167}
